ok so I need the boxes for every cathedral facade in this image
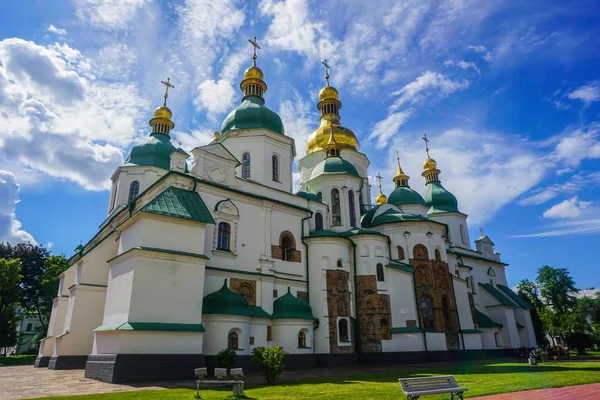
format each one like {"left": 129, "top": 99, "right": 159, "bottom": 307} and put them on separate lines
{"left": 36, "top": 47, "right": 537, "bottom": 383}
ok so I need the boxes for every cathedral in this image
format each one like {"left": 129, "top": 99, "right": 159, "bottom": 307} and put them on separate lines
{"left": 35, "top": 41, "right": 537, "bottom": 383}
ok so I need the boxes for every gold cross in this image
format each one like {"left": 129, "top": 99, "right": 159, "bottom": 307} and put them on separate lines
{"left": 248, "top": 36, "right": 260, "bottom": 64}
{"left": 322, "top": 59, "right": 330, "bottom": 86}
{"left": 422, "top": 133, "right": 430, "bottom": 156}
{"left": 375, "top": 172, "right": 383, "bottom": 190}
{"left": 160, "top": 77, "right": 175, "bottom": 106}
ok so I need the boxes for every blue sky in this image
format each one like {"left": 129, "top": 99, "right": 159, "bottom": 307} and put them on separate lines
{"left": 0, "top": 0, "right": 599, "bottom": 288}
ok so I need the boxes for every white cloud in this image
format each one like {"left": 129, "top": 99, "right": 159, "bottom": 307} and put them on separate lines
{"left": 278, "top": 89, "right": 315, "bottom": 159}
{"left": 0, "top": 38, "right": 148, "bottom": 191}
{"left": 73, "top": 0, "right": 150, "bottom": 30}
{"left": 94, "top": 44, "right": 139, "bottom": 80}
{"left": 567, "top": 81, "right": 600, "bottom": 106}
{"left": 368, "top": 110, "right": 415, "bottom": 149}
{"left": 542, "top": 196, "right": 592, "bottom": 219}
{"left": 444, "top": 60, "right": 480, "bottom": 75}
{"left": 390, "top": 71, "right": 469, "bottom": 111}
{"left": 0, "top": 171, "right": 35, "bottom": 244}
{"left": 518, "top": 172, "right": 600, "bottom": 206}
{"left": 468, "top": 45, "right": 492, "bottom": 61}
{"left": 553, "top": 123, "right": 600, "bottom": 167}
{"left": 195, "top": 79, "right": 236, "bottom": 117}
{"left": 48, "top": 25, "right": 67, "bottom": 36}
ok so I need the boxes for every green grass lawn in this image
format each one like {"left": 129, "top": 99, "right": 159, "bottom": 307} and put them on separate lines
{"left": 0, "top": 354, "right": 37, "bottom": 366}
{"left": 40, "top": 361, "right": 600, "bottom": 400}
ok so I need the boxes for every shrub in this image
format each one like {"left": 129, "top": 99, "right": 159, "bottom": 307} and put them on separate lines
{"left": 251, "top": 346, "right": 288, "bottom": 384}
{"left": 0, "top": 355, "right": 37, "bottom": 366}
{"left": 215, "top": 348, "right": 237, "bottom": 369}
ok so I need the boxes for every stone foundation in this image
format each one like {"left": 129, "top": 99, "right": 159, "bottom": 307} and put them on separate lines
{"left": 48, "top": 355, "right": 88, "bottom": 370}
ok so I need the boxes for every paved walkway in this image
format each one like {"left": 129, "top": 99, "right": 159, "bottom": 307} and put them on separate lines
{"left": 474, "top": 383, "right": 600, "bottom": 399}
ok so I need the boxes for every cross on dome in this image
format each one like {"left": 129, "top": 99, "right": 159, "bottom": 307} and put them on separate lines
{"left": 322, "top": 59, "right": 331, "bottom": 86}
{"left": 376, "top": 172, "right": 383, "bottom": 191}
{"left": 422, "top": 133, "right": 430, "bottom": 156}
{"left": 160, "top": 77, "right": 175, "bottom": 106}
{"left": 248, "top": 36, "right": 261, "bottom": 65}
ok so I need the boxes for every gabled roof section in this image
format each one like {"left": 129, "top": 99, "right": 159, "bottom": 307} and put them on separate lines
{"left": 140, "top": 186, "right": 215, "bottom": 224}
{"left": 479, "top": 283, "right": 517, "bottom": 307}
{"left": 476, "top": 310, "right": 503, "bottom": 328}
{"left": 497, "top": 284, "right": 534, "bottom": 309}
{"left": 475, "top": 234, "right": 495, "bottom": 245}
{"left": 192, "top": 142, "right": 240, "bottom": 166}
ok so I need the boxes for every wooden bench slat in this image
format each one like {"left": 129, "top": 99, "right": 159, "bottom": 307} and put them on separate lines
{"left": 399, "top": 375, "right": 467, "bottom": 398}
{"left": 407, "top": 387, "right": 468, "bottom": 395}
{"left": 399, "top": 375, "right": 456, "bottom": 381}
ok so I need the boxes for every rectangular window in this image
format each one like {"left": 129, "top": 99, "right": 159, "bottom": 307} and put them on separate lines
{"left": 26, "top": 323, "right": 33, "bottom": 331}
{"left": 273, "top": 289, "right": 278, "bottom": 298}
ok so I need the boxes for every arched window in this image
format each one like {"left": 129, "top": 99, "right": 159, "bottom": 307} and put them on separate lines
{"left": 494, "top": 332, "right": 500, "bottom": 347}
{"left": 338, "top": 319, "right": 349, "bottom": 342}
{"left": 242, "top": 152, "right": 251, "bottom": 178}
{"left": 466, "top": 276, "right": 472, "bottom": 289}
{"left": 331, "top": 189, "right": 341, "bottom": 226}
{"left": 413, "top": 244, "right": 429, "bottom": 260}
{"left": 442, "top": 296, "right": 451, "bottom": 331}
{"left": 315, "top": 212, "right": 323, "bottom": 231}
{"left": 460, "top": 225, "right": 468, "bottom": 245}
{"left": 376, "top": 263, "right": 385, "bottom": 282}
{"left": 272, "top": 154, "right": 279, "bottom": 182}
{"left": 397, "top": 246, "right": 405, "bottom": 260}
{"left": 381, "top": 318, "right": 390, "bottom": 340}
{"left": 337, "top": 259, "right": 344, "bottom": 268}
{"left": 359, "top": 190, "right": 365, "bottom": 213}
{"left": 217, "top": 222, "right": 231, "bottom": 250}
{"left": 281, "top": 234, "right": 294, "bottom": 261}
{"left": 128, "top": 181, "right": 140, "bottom": 203}
{"left": 421, "top": 296, "right": 435, "bottom": 330}
{"left": 435, "top": 249, "right": 441, "bottom": 261}
{"left": 239, "top": 283, "right": 254, "bottom": 304}
{"left": 228, "top": 331, "right": 238, "bottom": 349}
{"left": 348, "top": 190, "right": 356, "bottom": 227}
{"left": 298, "top": 331, "right": 306, "bottom": 348}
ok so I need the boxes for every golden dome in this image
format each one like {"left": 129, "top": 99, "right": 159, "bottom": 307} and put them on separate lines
{"left": 244, "top": 65, "right": 264, "bottom": 80}
{"left": 306, "top": 120, "right": 359, "bottom": 154}
{"left": 154, "top": 105, "right": 172, "bottom": 120}
{"left": 318, "top": 85, "right": 339, "bottom": 101}
{"left": 376, "top": 192, "right": 387, "bottom": 205}
{"left": 423, "top": 157, "right": 437, "bottom": 170}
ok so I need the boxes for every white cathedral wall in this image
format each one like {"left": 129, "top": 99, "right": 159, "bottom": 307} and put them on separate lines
{"left": 382, "top": 333, "right": 425, "bottom": 352}
{"left": 452, "top": 277, "right": 476, "bottom": 331}
{"left": 119, "top": 216, "right": 207, "bottom": 256}
{"left": 202, "top": 315, "right": 251, "bottom": 356}
{"left": 77, "top": 234, "right": 117, "bottom": 286}
{"left": 271, "top": 319, "right": 313, "bottom": 355}
{"left": 425, "top": 332, "right": 448, "bottom": 351}
{"left": 521, "top": 309, "right": 537, "bottom": 348}
{"left": 354, "top": 236, "right": 389, "bottom": 276}
{"left": 379, "top": 222, "right": 446, "bottom": 263}
{"left": 481, "top": 328, "right": 501, "bottom": 349}
{"left": 54, "top": 285, "right": 107, "bottom": 356}
{"left": 306, "top": 175, "right": 362, "bottom": 232}
{"left": 93, "top": 330, "right": 204, "bottom": 354}
{"left": 102, "top": 257, "right": 135, "bottom": 324}
{"left": 427, "top": 213, "right": 470, "bottom": 248}
{"left": 307, "top": 236, "right": 352, "bottom": 354}
{"left": 387, "top": 269, "right": 418, "bottom": 328}
{"left": 462, "top": 334, "right": 483, "bottom": 350}
{"left": 39, "top": 296, "right": 69, "bottom": 358}
{"left": 250, "top": 319, "right": 269, "bottom": 352}
{"left": 109, "top": 166, "right": 164, "bottom": 213}
{"left": 487, "top": 306, "right": 521, "bottom": 348}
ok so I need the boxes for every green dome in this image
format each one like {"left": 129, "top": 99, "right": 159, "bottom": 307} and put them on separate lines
{"left": 202, "top": 280, "right": 253, "bottom": 317}
{"left": 310, "top": 157, "right": 359, "bottom": 180}
{"left": 125, "top": 132, "right": 188, "bottom": 172}
{"left": 361, "top": 205, "right": 427, "bottom": 228}
{"left": 221, "top": 95, "right": 284, "bottom": 134}
{"left": 272, "top": 288, "right": 315, "bottom": 320}
{"left": 423, "top": 181, "right": 460, "bottom": 213}
{"left": 296, "top": 191, "right": 322, "bottom": 202}
{"left": 388, "top": 186, "right": 426, "bottom": 207}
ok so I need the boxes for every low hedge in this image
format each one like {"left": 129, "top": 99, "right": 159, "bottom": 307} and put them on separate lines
{"left": 0, "top": 355, "right": 37, "bottom": 366}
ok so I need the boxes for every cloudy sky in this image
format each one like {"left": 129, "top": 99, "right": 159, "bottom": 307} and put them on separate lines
{"left": 1, "top": 0, "right": 599, "bottom": 287}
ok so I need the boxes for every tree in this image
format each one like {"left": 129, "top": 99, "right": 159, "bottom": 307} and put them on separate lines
{"left": 251, "top": 346, "right": 288, "bottom": 384}
{"left": 0, "top": 258, "right": 22, "bottom": 353}
{"left": 535, "top": 266, "right": 578, "bottom": 346}
{"left": 517, "top": 279, "right": 547, "bottom": 346}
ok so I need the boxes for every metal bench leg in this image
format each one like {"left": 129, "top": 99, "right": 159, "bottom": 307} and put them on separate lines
{"left": 451, "top": 392, "right": 464, "bottom": 400}
{"left": 196, "top": 381, "right": 199, "bottom": 398}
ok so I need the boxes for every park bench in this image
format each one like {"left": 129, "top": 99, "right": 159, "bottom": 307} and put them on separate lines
{"left": 399, "top": 375, "right": 468, "bottom": 400}
{"left": 195, "top": 367, "right": 244, "bottom": 396}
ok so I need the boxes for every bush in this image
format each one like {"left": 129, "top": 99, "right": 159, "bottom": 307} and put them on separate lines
{"left": 251, "top": 346, "right": 288, "bottom": 384}
{"left": 0, "top": 355, "right": 37, "bottom": 366}
{"left": 215, "top": 348, "right": 237, "bottom": 369}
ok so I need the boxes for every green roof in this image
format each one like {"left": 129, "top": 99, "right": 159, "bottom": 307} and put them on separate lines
{"left": 125, "top": 132, "right": 189, "bottom": 171}
{"left": 422, "top": 181, "right": 460, "bottom": 213}
{"left": 391, "top": 326, "right": 422, "bottom": 333}
{"left": 272, "top": 288, "right": 315, "bottom": 320}
{"left": 497, "top": 284, "right": 534, "bottom": 309}
{"left": 361, "top": 206, "right": 428, "bottom": 228}
{"left": 310, "top": 156, "right": 360, "bottom": 180}
{"left": 479, "top": 283, "right": 517, "bottom": 307}
{"left": 140, "top": 186, "right": 215, "bottom": 224}
{"left": 295, "top": 191, "right": 323, "bottom": 203}
{"left": 448, "top": 248, "right": 509, "bottom": 266}
{"left": 202, "top": 279, "right": 254, "bottom": 317}
{"left": 93, "top": 322, "right": 205, "bottom": 332}
{"left": 387, "top": 262, "right": 414, "bottom": 274}
{"left": 305, "top": 228, "right": 386, "bottom": 239}
{"left": 476, "top": 310, "right": 503, "bottom": 328}
{"left": 221, "top": 95, "right": 284, "bottom": 134}
{"left": 250, "top": 306, "right": 272, "bottom": 319}
{"left": 460, "top": 329, "right": 483, "bottom": 334}
{"left": 388, "top": 186, "right": 426, "bottom": 206}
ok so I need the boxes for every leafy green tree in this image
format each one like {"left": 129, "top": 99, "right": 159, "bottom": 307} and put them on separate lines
{"left": 517, "top": 279, "right": 547, "bottom": 346}
{"left": 0, "top": 258, "right": 22, "bottom": 353}
{"left": 251, "top": 346, "right": 288, "bottom": 384}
